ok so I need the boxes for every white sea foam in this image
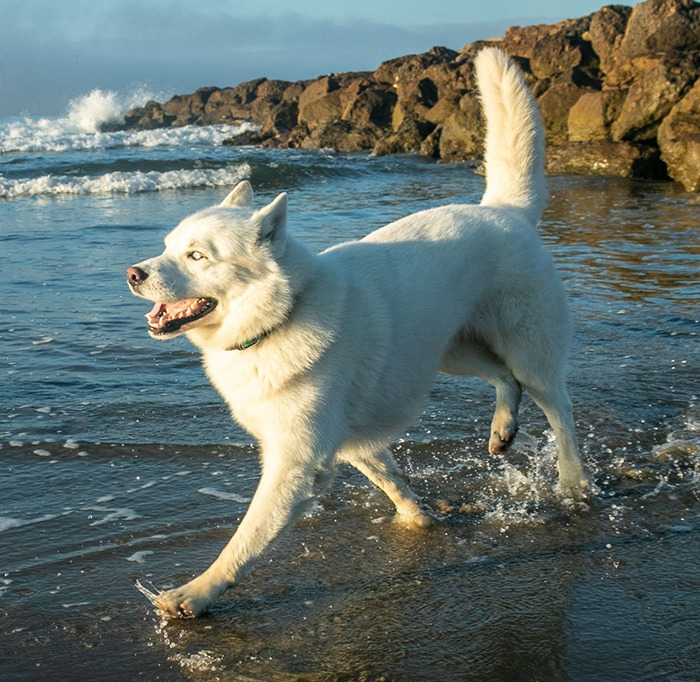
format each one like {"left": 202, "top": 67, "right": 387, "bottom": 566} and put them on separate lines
{"left": 0, "top": 119, "right": 254, "bottom": 154}
{"left": 126, "top": 550, "right": 154, "bottom": 564}
{"left": 0, "top": 164, "right": 251, "bottom": 199}
{"left": 86, "top": 506, "right": 139, "bottom": 526}
{"left": 67, "top": 89, "right": 125, "bottom": 133}
{"left": 0, "top": 514, "right": 57, "bottom": 532}
{"left": 0, "top": 88, "right": 255, "bottom": 154}
{"left": 198, "top": 487, "right": 251, "bottom": 504}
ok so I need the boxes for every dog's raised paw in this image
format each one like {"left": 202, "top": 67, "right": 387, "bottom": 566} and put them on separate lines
{"left": 489, "top": 425, "right": 518, "bottom": 455}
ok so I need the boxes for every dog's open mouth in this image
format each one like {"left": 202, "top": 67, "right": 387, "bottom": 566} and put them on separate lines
{"left": 145, "top": 297, "right": 217, "bottom": 335}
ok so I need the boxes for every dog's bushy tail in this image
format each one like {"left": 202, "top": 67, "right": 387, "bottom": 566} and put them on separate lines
{"left": 475, "top": 48, "right": 546, "bottom": 225}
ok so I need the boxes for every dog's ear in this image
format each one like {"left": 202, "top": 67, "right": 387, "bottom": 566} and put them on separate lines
{"left": 220, "top": 181, "right": 254, "bottom": 209}
{"left": 256, "top": 193, "right": 287, "bottom": 247}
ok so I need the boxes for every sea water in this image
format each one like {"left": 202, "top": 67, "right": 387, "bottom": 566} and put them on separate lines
{"left": 1, "top": 91, "right": 699, "bottom": 681}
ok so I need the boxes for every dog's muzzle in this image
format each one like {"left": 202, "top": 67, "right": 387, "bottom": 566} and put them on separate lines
{"left": 126, "top": 264, "right": 217, "bottom": 336}
{"left": 127, "top": 266, "right": 148, "bottom": 288}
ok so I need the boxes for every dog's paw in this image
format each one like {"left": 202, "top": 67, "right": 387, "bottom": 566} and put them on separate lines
{"left": 556, "top": 476, "right": 593, "bottom": 503}
{"left": 136, "top": 576, "right": 225, "bottom": 619}
{"left": 394, "top": 507, "right": 434, "bottom": 529}
{"left": 155, "top": 587, "right": 212, "bottom": 619}
{"left": 489, "top": 423, "right": 518, "bottom": 455}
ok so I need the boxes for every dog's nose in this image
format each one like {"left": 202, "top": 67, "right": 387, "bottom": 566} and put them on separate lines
{"left": 127, "top": 266, "right": 148, "bottom": 286}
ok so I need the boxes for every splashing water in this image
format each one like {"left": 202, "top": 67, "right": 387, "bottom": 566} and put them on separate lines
{"left": 0, "top": 164, "right": 253, "bottom": 199}
{"left": 2, "top": 87, "right": 165, "bottom": 151}
{"left": 0, "top": 86, "right": 251, "bottom": 156}
{"left": 0, "top": 86, "right": 255, "bottom": 198}
{"left": 66, "top": 89, "right": 125, "bottom": 133}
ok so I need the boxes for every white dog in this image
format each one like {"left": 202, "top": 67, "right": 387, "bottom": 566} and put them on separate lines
{"left": 127, "top": 49, "right": 589, "bottom": 618}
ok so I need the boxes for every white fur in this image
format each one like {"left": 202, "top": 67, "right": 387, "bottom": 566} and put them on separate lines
{"left": 127, "top": 48, "right": 589, "bottom": 618}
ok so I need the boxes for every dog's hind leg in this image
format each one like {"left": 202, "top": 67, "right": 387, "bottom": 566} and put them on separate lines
{"left": 440, "top": 342, "right": 522, "bottom": 455}
{"left": 525, "top": 383, "right": 590, "bottom": 500}
{"left": 339, "top": 444, "right": 432, "bottom": 527}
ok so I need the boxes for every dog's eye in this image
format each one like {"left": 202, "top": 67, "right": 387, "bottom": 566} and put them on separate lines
{"left": 188, "top": 251, "right": 205, "bottom": 261}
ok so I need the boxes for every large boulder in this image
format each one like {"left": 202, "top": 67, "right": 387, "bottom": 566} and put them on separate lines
{"left": 568, "top": 88, "right": 627, "bottom": 141}
{"left": 340, "top": 80, "right": 397, "bottom": 128}
{"left": 248, "top": 80, "right": 296, "bottom": 127}
{"left": 373, "top": 46, "right": 458, "bottom": 92}
{"left": 299, "top": 120, "right": 381, "bottom": 151}
{"left": 502, "top": 17, "right": 598, "bottom": 83}
{"left": 297, "top": 76, "right": 343, "bottom": 128}
{"left": 261, "top": 125, "right": 309, "bottom": 150}
{"left": 546, "top": 141, "right": 666, "bottom": 177}
{"left": 374, "top": 47, "right": 460, "bottom": 129}
{"left": 297, "top": 76, "right": 337, "bottom": 113}
{"left": 298, "top": 90, "right": 344, "bottom": 129}
{"left": 200, "top": 79, "right": 296, "bottom": 127}
{"left": 200, "top": 80, "right": 266, "bottom": 121}
{"left": 260, "top": 100, "right": 299, "bottom": 133}
{"left": 568, "top": 91, "right": 608, "bottom": 141}
{"left": 373, "top": 117, "right": 436, "bottom": 155}
{"left": 658, "top": 79, "right": 700, "bottom": 190}
{"left": 436, "top": 95, "right": 484, "bottom": 160}
{"left": 611, "top": 52, "right": 700, "bottom": 141}
{"left": 424, "top": 97, "right": 461, "bottom": 126}
{"left": 198, "top": 88, "right": 241, "bottom": 122}
{"left": 619, "top": 0, "right": 700, "bottom": 59}
{"left": 123, "top": 100, "right": 175, "bottom": 129}
{"left": 538, "top": 83, "right": 590, "bottom": 145}
{"left": 161, "top": 87, "right": 219, "bottom": 126}
{"left": 420, "top": 128, "right": 442, "bottom": 159}
{"left": 221, "top": 129, "right": 273, "bottom": 147}
{"left": 588, "top": 5, "right": 633, "bottom": 75}
{"left": 297, "top": 73, "right": 383, "bottom": 130}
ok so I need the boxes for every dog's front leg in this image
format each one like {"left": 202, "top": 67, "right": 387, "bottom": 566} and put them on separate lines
{"left": 153, "top": 455, "right": 327, "bottom": 618}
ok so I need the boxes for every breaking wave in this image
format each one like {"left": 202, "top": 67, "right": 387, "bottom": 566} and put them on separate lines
{"left": 0, "top": 164, "right": 251, "bottom": 199}
{"left": 67, "top": 89, "right": 128, "bottom": 133}
{"left": 0, "top": 88, "right": 255, "bottom": 154}
{"left": 0, "top": 87, "right": 259, "bottom": 199}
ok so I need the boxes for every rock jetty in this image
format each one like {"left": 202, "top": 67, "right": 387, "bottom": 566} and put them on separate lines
{"left": 122, "top": 0, "right": 700, "bottom": 191}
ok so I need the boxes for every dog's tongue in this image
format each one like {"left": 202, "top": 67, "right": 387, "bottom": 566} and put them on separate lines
{"left": 145, "top": 298, "right": 211, "bottom": 328}
{"left": 146, "top": 302, "right": 167, "bottom": 322}
{"left": 145, "top": 299, "right": 193, "bottom": 324}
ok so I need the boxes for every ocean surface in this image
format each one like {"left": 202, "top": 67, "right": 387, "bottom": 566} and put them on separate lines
{"left": 1, "top": 91, "right": 699, "bottom": 681}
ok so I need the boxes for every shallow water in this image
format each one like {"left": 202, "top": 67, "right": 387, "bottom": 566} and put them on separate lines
{"left": 1, "top": 109, "right": 699, "bottom": 681}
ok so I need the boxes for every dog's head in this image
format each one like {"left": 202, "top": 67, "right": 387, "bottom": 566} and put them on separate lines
{"left": 127, "top": 181, "right": 295, "bottom": 351}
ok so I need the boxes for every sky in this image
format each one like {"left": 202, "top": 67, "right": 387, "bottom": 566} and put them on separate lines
{"left": 0, "top": 0, "right": 641, "bottom": 117}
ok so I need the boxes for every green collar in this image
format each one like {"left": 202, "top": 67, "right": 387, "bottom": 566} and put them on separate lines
{"left": 228, "top": 331, "right": 268, "bottom": 352}
{"left": 227, "top": 297, "right": 297, "bottom": 352}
